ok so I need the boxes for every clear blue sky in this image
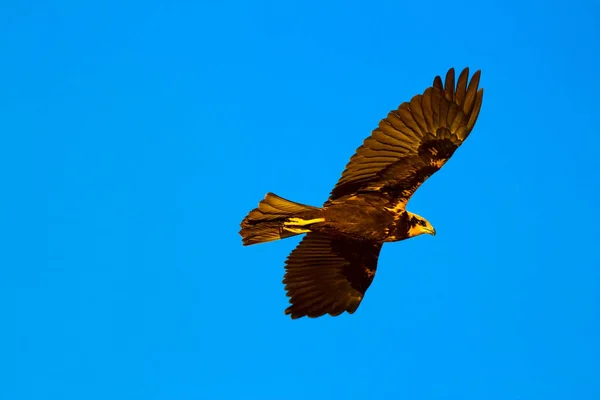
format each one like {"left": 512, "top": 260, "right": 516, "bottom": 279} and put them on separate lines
{"left": 1, "top": 1, "right": 599, "bottom": 399}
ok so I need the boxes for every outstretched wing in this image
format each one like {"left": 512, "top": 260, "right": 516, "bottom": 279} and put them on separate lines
{"left": 326, "top": 67, "right": 484, "bottom": 210}
{"left": 283, "top": 232, "right": 382, "bottom": 319}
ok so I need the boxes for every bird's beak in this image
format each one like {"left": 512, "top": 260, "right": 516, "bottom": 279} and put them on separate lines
{"left": 426, "top": 226, "right": 436, "bottom": 236}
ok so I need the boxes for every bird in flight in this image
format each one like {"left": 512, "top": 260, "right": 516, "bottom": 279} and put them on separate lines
{"left": 239, "top": 67, "right": 484, "bottom": 319}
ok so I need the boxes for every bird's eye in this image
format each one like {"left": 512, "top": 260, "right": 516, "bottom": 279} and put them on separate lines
{"left": 419, "top": 220, "right": 426, "bottom": 226}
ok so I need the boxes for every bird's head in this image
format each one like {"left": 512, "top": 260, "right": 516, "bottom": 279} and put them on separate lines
{"left": 407, "top": 212, "right": 436, "bottom": 238}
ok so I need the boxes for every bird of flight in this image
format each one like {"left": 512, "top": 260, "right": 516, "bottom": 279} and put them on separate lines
{"left": 239, "top": 67, "right": 484, "bottom": 319}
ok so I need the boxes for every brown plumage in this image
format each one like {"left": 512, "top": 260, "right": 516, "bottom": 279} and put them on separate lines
{"left": 239, "top": 67, "right": 484, "bottom": 319}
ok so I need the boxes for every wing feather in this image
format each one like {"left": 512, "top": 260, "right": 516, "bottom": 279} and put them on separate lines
{"left": 463, "top": 70, "right": 481, "bottom": 116}
{"left": 410, "top": 95, "right": 428, "bottom": 134}
{"left": 467, "top": 88, "right": 484, "bottom": 130}
{"left": 444, "top": 67, "right": 455, "bottom": 99}
{"left": 327, "top": 67, "right": 484, "bottom": 207}
{"left": 283, "top": 233, "right": 382, "bottom": 319}
{"left": 421, "top": 88, "right": 434, "bottom": 133}
{"left": 398, "top": 104, "right": 422, "bottom": 137}
{"left": 455, "top": 67, "right": 470, "bottom": 107}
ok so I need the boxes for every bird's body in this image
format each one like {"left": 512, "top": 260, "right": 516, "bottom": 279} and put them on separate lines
{"left": 239, "top": 67, "right": 484, "bottom": 319}
{"left": 278, "top": 196, "right": 431, "bottom": 243}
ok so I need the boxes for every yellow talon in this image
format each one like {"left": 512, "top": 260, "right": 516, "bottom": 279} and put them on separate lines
{"left": 284, "top": 217, "right": 325, "bottom": 227}
{"left": 283, "top": 227, "right": 311, "bottom": 234}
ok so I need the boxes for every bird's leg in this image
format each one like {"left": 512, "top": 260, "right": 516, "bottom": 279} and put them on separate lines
{"left": 284, "top": 217, "right": 325, "bottom": 226}
{"left": 282, "top": 217, "right": 325, "bottom": 234}
{"left": 282, "top": 227, "right": 311, "bottom": 234}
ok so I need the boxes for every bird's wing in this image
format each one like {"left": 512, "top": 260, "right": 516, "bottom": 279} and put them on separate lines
{"left": 326, "top": 67, "right": 483, "bottom": 210}
{"left": 283, "top": 232, "right": 382, "bottom": 319}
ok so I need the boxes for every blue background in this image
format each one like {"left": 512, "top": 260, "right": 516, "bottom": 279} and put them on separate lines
{"left": 1, "top": 1, "right": 599, "bottom": 399}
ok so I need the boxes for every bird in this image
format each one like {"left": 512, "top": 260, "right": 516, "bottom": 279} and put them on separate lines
{"left": 239, "top": 67, "right": 484, "bottom": 319}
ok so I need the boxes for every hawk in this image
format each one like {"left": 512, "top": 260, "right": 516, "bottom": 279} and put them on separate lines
{"left": 239, "top": 67, "right": 484, "bottom": 319}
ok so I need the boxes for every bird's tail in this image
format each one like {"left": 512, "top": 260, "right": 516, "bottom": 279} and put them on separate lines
{"left": 239, "top": 192, "right": 324, "bottom": 246}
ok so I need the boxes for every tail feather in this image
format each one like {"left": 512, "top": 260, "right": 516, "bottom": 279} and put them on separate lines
{"left": 239, "top": 193, "right": 321, "bottom": 246}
